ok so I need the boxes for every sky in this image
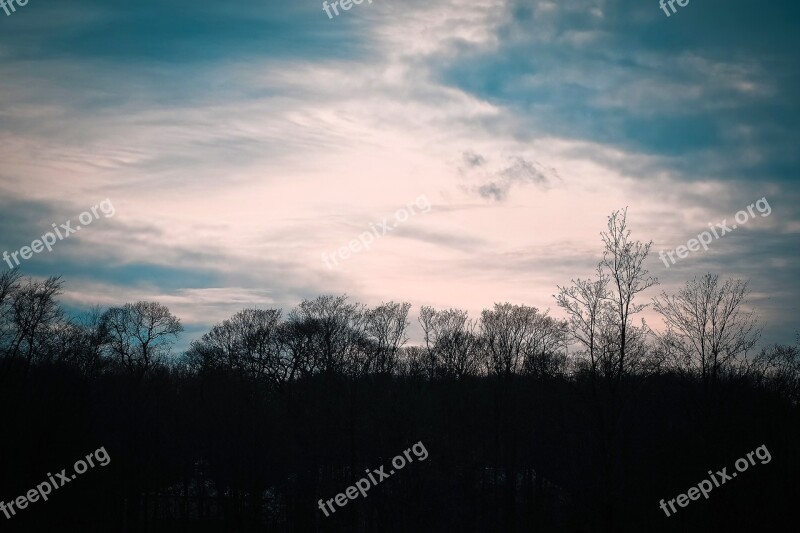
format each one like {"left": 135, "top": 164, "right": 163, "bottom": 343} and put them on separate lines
{"left": 0, "top": 0, "right": 798, "bottom": 349}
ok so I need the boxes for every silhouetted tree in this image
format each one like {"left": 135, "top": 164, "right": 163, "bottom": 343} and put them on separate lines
{"left": 7, "top": 275, "right": 64, "bottom": 367}
{"left": 364, "top": 301, "right": 411, "bottom": 375}
{"left": 520, "top": 313, "right": 569, "bottom": 379}
{"left": 653, "top": 273, "right": 761, "bottom": 388}
{"left": 287, "top": 295, "right": 366, "bottom": 376}
{"left": 556, "top": 264, "right": 610, "bottom": 380}
{"left": 748, "top": 335, "right": 800, "bottom": 403}
{"left": 46, "top": 307, "right": 107, "bottom": 377}
{"left": 600, "top": 208, "right": 658, "bottom": 383}
{"left": 100, "top": 301, "right": 183, "bottom": 377}
{"left": 419, "top": 305, "right": 482, "bottom": 380}
{"left": 0, "top": 268, "right": 22, "bottom": 359}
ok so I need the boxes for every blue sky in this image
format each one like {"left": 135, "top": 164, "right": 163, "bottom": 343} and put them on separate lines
{"left": 1, "top": 0, "right": 798, "bottom": 348}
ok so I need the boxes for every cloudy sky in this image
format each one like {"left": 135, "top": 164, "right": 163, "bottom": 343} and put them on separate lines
{"left": 0, "top": 0, "right": 797, "bottom": 347}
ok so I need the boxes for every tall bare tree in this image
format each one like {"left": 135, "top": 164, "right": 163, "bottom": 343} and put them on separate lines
{"left": 600, "top": 208, "right": 658, "bottom": 382}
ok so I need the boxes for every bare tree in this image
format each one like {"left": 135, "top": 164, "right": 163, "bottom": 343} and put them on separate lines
{"left": 555, "top": 264, "right": 610, "bottom": 378}
{"left": 8, "top": 275, "right": 65, "bottom": 366}
{"left": 364, "top": 301, "right": 411, "bottom": 375}
{"left": 479, "top": 303, "right": 553, "bottom": 380}
{"left": 275, "top": 318, "right": 317, "bottom": 382}
{"left": 600, "top": 208, "right": 658, "bottom": 382}
{"left": 747, "top": 335, "right": 800, "bottom": 403}
{"left": 419, "top": 306, "right": 482, "bottom": 380}
{"left": 0, "top": 268, "right": 23, "bottom": 357}
{"left": 195, "top": 309, "right": 283, "bottom": 382}
{"left": 287, "top": 295, "right": 366, "bottom": 377}
{"left": 521, "top": 313, "right": 569, "bottom": 379}
{"left": 184, "top": 338, "right": 225, "bottom": 374}
{"left": 46, "top": 308, "right": 108, "bottom": 378}
{"left": 100, "top": 301, "right": 183, "bottom": 376}
{"left": 554, "top": 209, "right": 659, "bottom": 530}
{"left": 189, "top": 316, "right": 236, "bottom": 372}
{"left": 653, "top": 273, "right": 761, "bottom": 387}
{"left": 396, "top": 345, "right": 429, "bottom": 379}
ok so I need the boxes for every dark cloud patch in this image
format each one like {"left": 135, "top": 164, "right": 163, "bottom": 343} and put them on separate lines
{"left": 462, "top": 151, "right": 486, "bottom": 168}
{"left": 472, "top": 157, "right": 555, "bottom": 202}
{"left": 478, "top": 181, "right": 507, "bottom": 201}
{"left": 500, "top": 157, "right": 551, "bottom": 185}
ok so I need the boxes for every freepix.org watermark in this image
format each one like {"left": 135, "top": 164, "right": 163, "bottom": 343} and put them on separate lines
{"left": 0, "top": 0, "right": 30, "bottom": 18}
{"left": 322, "top": 0, "right": 373, "bottom": 20}
{"left": 317, "top": 441, "right": 428, "bottom": 517}
{"left": 322, "top": 195, "right": 431, "bottom": 269}
{"left": 659, "top": 0, "right": 691, "bottom": 18}
{"left": 2, "top": 198, "right": 115, "bottom": 269}
{"left": 659, "top": 197, "right": 771, "bottom": 268}
{"left": 1, "top": 446, "right": 111, "bottom": 520}
{"left": 658, "top": 444, "right": 771, "bottom": 517}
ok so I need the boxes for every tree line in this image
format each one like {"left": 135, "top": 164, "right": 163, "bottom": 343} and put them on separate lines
{"left": 0, "top": 209, "right": 797, "bottom": 532}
